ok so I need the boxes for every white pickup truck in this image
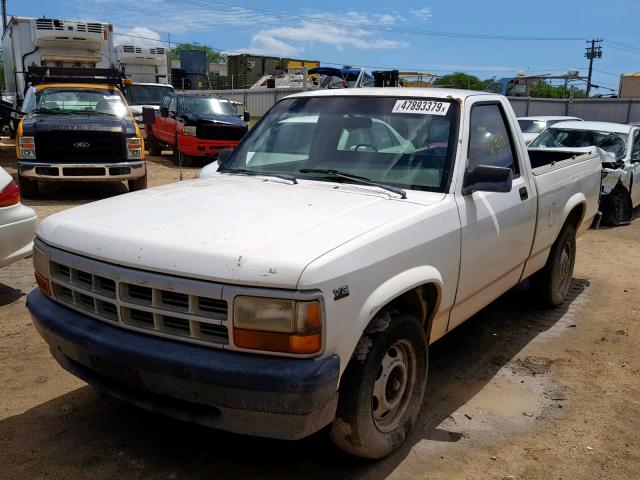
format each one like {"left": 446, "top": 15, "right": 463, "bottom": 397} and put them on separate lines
{"left": 28, "top": 88, "right": 601, "bottom": 459}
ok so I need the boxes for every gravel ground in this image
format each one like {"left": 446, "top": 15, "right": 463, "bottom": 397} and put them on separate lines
{"left": 1, "top": 141, "right": 639, "bottom": 480}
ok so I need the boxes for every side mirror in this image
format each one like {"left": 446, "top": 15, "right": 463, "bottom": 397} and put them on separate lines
{"left": 243, "top": 111, "right": 251, "bottom": 122}
{"left": 168, "top": 110, "right": 176, "bottom": 119}
{"left": 462, "top": 165, "right": 513, "bottom": 195}
{"left": 142, "top": 107, "right": 156, "bottom": 125}
{"left": 217, "top": 148, "right": 233, "bottom": 169}
{"left": 159, "top": 106, "right": 168, "bottom": 117}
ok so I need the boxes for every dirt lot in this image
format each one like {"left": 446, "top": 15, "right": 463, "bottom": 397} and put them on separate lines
{"left": 1, "top": 141, "right": 639, "bottom": 480}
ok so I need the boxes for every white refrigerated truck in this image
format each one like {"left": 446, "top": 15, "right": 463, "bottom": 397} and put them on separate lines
{"left": 114, "top": 44, "right": 169, "bottom": 84}
{"left": 2, "top": 16, "right": 115, "bottom": 105}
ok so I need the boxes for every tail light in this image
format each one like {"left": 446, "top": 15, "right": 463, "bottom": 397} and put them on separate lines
{"left": 0, "top": 181, "right": 20, "bottom": 207}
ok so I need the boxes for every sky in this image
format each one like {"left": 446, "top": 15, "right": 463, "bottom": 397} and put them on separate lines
{"left": 10, "top": 0, "right": 640, "bottom": 93}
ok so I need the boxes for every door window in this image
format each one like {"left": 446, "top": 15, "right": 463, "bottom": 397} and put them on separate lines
{"left": 468, "top": 104, "right": 519, "bottom": 175}
{"left": 168, "top": 96, "right": 177, "bottom": 113}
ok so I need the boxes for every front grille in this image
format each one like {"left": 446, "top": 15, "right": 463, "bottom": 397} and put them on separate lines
{"left": 196, "top": 124, "right": 247, "bottom": 141}
{"left": 49, "top": 260, "right": 229, "bottom": 346}
{"left": 35, "top": 131, "right": 126, "bottom": 163}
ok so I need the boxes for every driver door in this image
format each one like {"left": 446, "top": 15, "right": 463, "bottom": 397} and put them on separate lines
{"left": 448, "top": 100, "right": 536, "bottom": 330}
{"left": 631, "top": 129, "right": 640, "bottom": 208}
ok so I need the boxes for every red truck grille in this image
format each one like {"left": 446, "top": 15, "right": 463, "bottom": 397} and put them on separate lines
{"left": 35, "top": 131, "right": 126, "bottom": 163}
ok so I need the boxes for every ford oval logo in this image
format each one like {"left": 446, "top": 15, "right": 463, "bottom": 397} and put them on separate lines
{"left": 74, "top": 141, "right": 90, "bottom": 149}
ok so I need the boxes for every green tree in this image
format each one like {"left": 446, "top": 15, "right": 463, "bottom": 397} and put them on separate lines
{"left": 433, "top": 72, "right": 494, "bottom": 90}
{"left": 170, "top": 42, "right": 227, "bottom": 64}
{"left": 529, "top": 80, "right": 585, "bottom": 98}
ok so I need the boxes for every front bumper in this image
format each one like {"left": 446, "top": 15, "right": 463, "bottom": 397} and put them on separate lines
{"left": 178, "top": 135, "right": 240, "bottom": 157}
{"left": 28, "top": 289, "right": 340, "bottom": 440}
{"left": 19, "top": 161, "right": 146, "bottom": 181}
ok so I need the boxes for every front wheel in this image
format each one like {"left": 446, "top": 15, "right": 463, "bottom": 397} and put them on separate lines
{"left": 530, "top": 224, "right": 576, "bottom": 307}
{"left": 128, "top": 174, "right": 148, "bottom": 192}
{"left": 18, "top": 174, "right": 38, "bottom": 198}
{"left": 330, "top": 312, "right": 428, "bottom": 459}
{"left": 603, "top": 189, "right": 631, "bottom": 226}
{"left": 147, "top": 130, "right": 161, "bottom": 156}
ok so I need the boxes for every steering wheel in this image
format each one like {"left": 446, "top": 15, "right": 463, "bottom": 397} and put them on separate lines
{"left": 353, "top": 144, "right": 378, "bottom": 152}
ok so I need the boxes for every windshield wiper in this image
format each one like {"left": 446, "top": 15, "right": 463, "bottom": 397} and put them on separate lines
{"left": 219, "top": 167, "right": 297, "bottom": 184}
{"left": 299, "top": 168, "right": 407, "bottom": 199}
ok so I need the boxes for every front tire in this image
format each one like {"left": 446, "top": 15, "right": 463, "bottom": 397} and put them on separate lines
{"left": 530, "top": 224, "right": 576, "bottom": 307}
{"left": 18, "top": 174, "right": 38, "bottom": 198}
{"left": 147, "top": 130, "right": 161, "bottom": 156}
{"left": 603, "top": 189, "right": 631, "bottom": 226}
{"left": 128, "top": 174, "right": 148, "bottom": 192}
{"left": 330, "top": 312, "right": 428, "bottom": 459}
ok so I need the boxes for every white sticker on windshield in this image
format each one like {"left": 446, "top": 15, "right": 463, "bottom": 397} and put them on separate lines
{"left": 392, "top": 99, "right": 451, "bottom": 115}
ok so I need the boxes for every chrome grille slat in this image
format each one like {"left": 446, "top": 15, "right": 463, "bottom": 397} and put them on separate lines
{"left": 49, "top": 260, "right": 229, "bottom": 347}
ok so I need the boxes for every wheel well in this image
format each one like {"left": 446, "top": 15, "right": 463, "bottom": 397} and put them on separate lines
{"left": 385, "top": 283, "right": 439, "bottom": 339}
{"left": 563, "top": 203, "right": 585, "bottom": 231}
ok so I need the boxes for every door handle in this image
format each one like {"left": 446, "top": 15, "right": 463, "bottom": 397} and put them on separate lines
{"left": 519, "top": 187, "right": 528, "bottom": 201}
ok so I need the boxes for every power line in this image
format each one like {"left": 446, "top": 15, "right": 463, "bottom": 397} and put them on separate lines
{"left": 159, "top": 0, "right": 591, "bottom": 42}
{"left": 112, "top": 31, "right": 566, "bottom": 75}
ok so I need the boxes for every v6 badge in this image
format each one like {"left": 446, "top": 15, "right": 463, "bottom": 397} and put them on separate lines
{"left": 333, "top": 285, "right": 350, "bottom": 300}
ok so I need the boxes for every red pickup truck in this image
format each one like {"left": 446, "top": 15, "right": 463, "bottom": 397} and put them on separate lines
{"left": 145, "top": 93, "right": 249, "bottom": 166}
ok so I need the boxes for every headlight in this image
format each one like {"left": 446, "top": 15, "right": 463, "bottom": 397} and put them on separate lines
{"left": 233, "top": 296, "right": 322, "bottom": 354}
{"left": 183, "top": 126, "right": 197, "bottom": 136}
{"left": 127, "top": 137, "right": 143, "bottom": 159}
{"left": 33, "top": 245, "right": 52, "bottom": 296}
{"left": 18, "top": 136, "right": 36, "bottom": 160}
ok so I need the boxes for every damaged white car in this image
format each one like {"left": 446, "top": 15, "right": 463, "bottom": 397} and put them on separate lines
{"left": 531, "top": 121, "right": 640, "bottom": 225}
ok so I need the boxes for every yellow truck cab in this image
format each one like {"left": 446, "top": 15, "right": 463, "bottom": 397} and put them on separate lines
{"left": 16, "top": 68, "right": 146, "bottom": 197}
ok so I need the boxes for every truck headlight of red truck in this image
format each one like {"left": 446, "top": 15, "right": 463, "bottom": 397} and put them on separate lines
{"left": 126, "top": 137, "right": 143, "bottom": 160}
{"left": 233, "top": 296, "right": 322, "bottom": 354}
{"left": 18, "top": 136, "right": 36, "bottom": 160}
{"left": 182, "top": 126, "right": 197, "bottom": 136}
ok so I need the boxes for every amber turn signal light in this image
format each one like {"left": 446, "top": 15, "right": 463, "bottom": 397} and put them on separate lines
{"left": 234, "top": 329, "right": 322, "bottom": 354}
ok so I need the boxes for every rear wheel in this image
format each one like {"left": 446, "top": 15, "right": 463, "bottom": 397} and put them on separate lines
{"left": 603, "top": 189, "right": 631, "bottom": 226}
{"left": 18, "top": 174, "right": 38, "bottom": 198}
{"left": 530, "top": 224, "right": 576, "bottom": 307}
{"left": 147, "top": 130, "right": 161, "bottom": 156}
{"left": 128, "top": 174, "right": 148, "bottom": 192}
{"left": 329, "top": 312, "right": 428, "bottom": 459}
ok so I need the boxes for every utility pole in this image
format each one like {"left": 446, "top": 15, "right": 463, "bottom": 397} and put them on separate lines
{"left": 1, "top": 0, "right": 7, "bottom": 34}
{"left": 585, "top": 39, "right": 603, "bottom": 98}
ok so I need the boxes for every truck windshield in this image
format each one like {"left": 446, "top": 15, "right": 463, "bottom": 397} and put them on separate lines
{"left": 531, "top": 128, "right": 628, "bottom": 160}
{"left": 225, "top": 96, "right": 459, "bottom": 192}
{"left": 518, "top": 119, "right": 546, "bottom": 133}
{"left": 178, "top": 97, "right": 237, "bottom": 116}
{"left": 31, "top": 88, "right": 130, "bottom": 117}
{"left": 126, "top": 85, "right": 174, "bottom": 105}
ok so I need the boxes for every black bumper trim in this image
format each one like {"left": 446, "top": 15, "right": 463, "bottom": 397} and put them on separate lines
{"left": 28, "top": 289, "right": 340, "bottom": 439}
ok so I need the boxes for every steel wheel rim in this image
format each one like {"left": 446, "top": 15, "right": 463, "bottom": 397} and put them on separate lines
{"left": 372, "top": 339, "right": 417, "bottom": 432}
{"left": 558, "top": 239, "right": 573, "bottom": 296}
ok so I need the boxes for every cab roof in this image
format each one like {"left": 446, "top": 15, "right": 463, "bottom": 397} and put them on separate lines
{"left": 285, "top": 87, "right": 494, "bottom": 102}
{"left": 548, "top": 120, "right": 634, "bottom": 134}
{"left": 35, "top": 83, "right": 117, "bottom": 92}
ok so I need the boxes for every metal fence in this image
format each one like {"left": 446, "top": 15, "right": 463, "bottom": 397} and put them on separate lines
{"left": 200, "top": 87, "right": 640, "bottom": 123}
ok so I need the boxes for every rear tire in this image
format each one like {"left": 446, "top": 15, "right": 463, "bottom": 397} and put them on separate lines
{"left": 147, "top": 130, "right": 161, "bottom": 156}
{"left": 329, "top": 312, "right": 428, "bottom": 459}
{"left": 602, "top": 189, "right": 631, "bottom": 226}
{"left": 128, "top": 174, "right": 148, "bottom": 192}
{"left": 530, "top": 224, "right": 576, "bottom": 308}
{"left": 18, "top": 174, "right": 38, "bottom": 198}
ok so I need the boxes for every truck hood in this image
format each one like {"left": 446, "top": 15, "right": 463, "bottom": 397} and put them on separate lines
{"left": 180, "top": 112, "right": 246, "bottom": 128}
{"left": 38, "top": 176, "right": 440, "bottom": 288}
{"left": 22, "top": 113, "right": 137, "bottom": 136}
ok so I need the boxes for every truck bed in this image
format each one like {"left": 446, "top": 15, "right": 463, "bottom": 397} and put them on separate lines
{"left": 522, "top": 147, "right": 602, "bottom": 279}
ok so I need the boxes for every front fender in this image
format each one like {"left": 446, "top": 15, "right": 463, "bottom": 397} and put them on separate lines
{"left": 358, "top": 265, "right": 443, "bottom": 333}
